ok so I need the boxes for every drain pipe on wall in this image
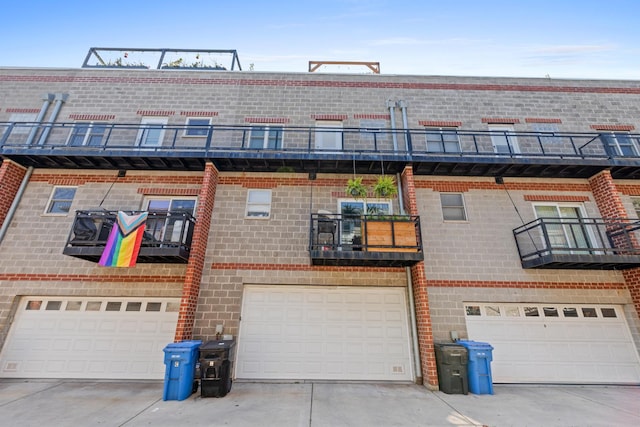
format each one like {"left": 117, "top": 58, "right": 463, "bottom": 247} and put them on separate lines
{"left": 26, "top": 94, "right": 55, "bottom": 146}
{"left": 397, "top": 100, "right": 410, "bottom": 151}
{"left": 396, "top": 172, "right": 423, "bottom": 383}
{"left": 37, "top": 93, "right": 68, "bottom": 145}
{"left": 0, "top": 166, "right": 34, "bottom": 244}
{"left": 386, "top": 100, "right": 398, "bottom": 152}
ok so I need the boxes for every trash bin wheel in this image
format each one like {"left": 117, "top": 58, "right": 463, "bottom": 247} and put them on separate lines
{"left": 192, "top": 380, "right": 199, "bottom": 394}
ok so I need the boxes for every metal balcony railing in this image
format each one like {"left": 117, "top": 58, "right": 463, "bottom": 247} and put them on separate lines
{"left": 63, "top": 209, "right": 195, "bottom": 263}
{"left": 309, "top": 213, "right": 423, "bottom": 266}
{"left": 513, "top": 217, "right": 640, "bottom": 269}
{"left": 1, "top": 122, "right": 637, "bottom": 160}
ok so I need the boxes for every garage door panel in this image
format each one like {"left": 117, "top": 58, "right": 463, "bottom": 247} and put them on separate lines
{"left": 0, "top": 297, "right": 179, "bottom": 379}
{"left": 237, "top": 286, "right": 413, "bottom": 381}
{"left": 465, "top": 303, "right": 640, "bottom": 384}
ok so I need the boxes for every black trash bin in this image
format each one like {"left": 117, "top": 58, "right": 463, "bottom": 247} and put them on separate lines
{"left": 199, "top": 339, "right": 236, "bottom": 398}
{"left": 434, "top": 343, "right": 468, "bottom": 395}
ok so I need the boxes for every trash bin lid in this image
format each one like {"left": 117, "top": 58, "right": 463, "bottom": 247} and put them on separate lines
{"left": 200, "top": 339, "right": 235, "bottom": 350}
{"left": 457, "top": 340, "right": 493, "bottom": 350}
{"left": 163, "top": 340, "right": 202, "bottom": 352}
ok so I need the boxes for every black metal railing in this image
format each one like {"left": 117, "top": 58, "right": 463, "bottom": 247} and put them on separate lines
{"left": 65, "top": 209, "right": 195, "bottom": 251}
{"left": 81, "top": 47, "right": 241, "bottom": 71}
{"left": 2, "top": 122, "right": 639, "bottom": 161}
{"left": 513, "top": 217, "right": 640, "bottom": 268}
{"left": 309, "top": 213, "right": 422, "bottom": 252}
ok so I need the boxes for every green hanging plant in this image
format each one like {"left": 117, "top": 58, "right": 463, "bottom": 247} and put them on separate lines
{"left": 345, "top": 177, "right": 368, "bottom": 199}
{"left": 372, "top": 175, "right": 398, "bottom": 198}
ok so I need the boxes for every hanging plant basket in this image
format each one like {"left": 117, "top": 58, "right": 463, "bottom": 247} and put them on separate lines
{"left": 372, "top": 175, "right": 398, "bottom": 199}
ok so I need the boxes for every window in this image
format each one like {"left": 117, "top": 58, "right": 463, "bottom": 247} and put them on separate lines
{"left": 632, "top": 197, "right": 640, "bottom": 218}
{"left": 45, "top": 186, "right": 77, "bottom": 214}
{"left": 315, "top": 121, "right": 343, "bottom": 151}
{"left": 245, "top": 189, "right": 272, "bottom": 218}
{"left": 145, "top": 197, "right": 197, "bottom": 243}
{"left": 68, "top": 122, "right": 108, "bottom": 146}
{"left": 184, "top": 118, "right": 211, "bottom": 137}
{"left": 425, "top": 127, "right": 460, "bottom": 153}
{"left": 488, "top": 124, "right": 519, "bottom": 154}
{"left": 465, "top": 306, "right": 481, "bottom": 316}
{"left": 533, "top": 204, "right": 592, "bottom": 252}
{"left": 8, "top": 113, "right": 37, "bottom": 135}
{"left": 248, "top": 125, "right": 283, "bottom": 149}
{"left": 531, "top": 123, "right": 562, "bottom": 145}
{"left": 440, "top": 193, "right": 467, "bottom": 221}
{"left": 137, "top": 117, "right": 168, "bottom": 147}
{"left": 338, "top": 199, "right": 392, "bottom": 247}
{"left": 601, "top": 132, "right": 639, "bottom": 157}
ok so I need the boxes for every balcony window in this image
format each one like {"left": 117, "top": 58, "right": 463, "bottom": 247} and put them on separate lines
{"left": 533, "top": 204, "right": 592, "bottom": 252}
{"left": 248, "top": 125, "right": 283, "bottom": 149}
{"left": 314, "top": 121, "right": 343, "bottom": 151}
{"left": 137, "top": 117, "right": 168, "bottom": 147}
{"left": 440, "top": 193, "right": 467, "bottom": 221}
{"left": 68, "top": 122, "right": 108, "bottom": 146}
{"left": 8, "top": 113, "right": 37, "bottom": 135}
{"left": 488, "top": 124, "right": 519, "bottom": 154}
{"left": 145, "top": 197, "right": 197, "bottom": 243}
{"left": 45, "top": 186, "right": 76, "bottom": 214}
{"left": 338, "top": 199, "right": 392, "bottom": 247}
{"left": 601, "top": 132, "right": 639, "bottom": 157}
{"left": 184, "top": 118, "right": 211, "bottom": 137}
{"left": 425, "top": 127, "right": 460, "bottom": 153}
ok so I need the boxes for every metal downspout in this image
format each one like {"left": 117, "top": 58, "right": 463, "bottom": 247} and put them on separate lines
{"left": 0, "top": 166, "right": 34, "bottom": 244}
{"left": 37, "top": 93, "right": 68, "bottom": 145}
{"left": 397, "top": 172, "right": 423, "bottom": 383}
{"left": 26, "top": 94, "right": 54, "bottom": 146}
{"left": 386, "top": 100, "right": 398, "bottom": 151}
{"left": 398, "top": 100, "right": 410, "bottom": 151}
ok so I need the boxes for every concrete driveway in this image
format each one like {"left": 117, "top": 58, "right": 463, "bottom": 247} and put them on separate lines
{"left": 0, "top": 379, "right": 638, "bottom": 427}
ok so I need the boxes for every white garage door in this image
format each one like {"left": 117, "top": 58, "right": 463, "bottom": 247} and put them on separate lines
{"left": 464, "top": 303, "right": 640, "bottom": 384}
{"left": 236, "top": 286, "right": 413, "bottom": 381}
{"left": 0, "top": 297, "right": 180, "bottom": 379}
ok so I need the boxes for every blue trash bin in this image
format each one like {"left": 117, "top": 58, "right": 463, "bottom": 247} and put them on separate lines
{"left": 457, "top": 340, "right": 494, "bottom": 395}
{"left": 163, "top": 340, "right": 202, "bottom": 401}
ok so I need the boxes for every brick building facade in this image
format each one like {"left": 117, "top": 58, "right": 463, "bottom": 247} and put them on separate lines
{"left": 0, "top": 58, "right": 639, "bottom": 386}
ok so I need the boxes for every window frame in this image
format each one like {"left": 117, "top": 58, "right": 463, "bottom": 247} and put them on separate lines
{"left": 183, "top": 117, "right": 212, "bottom": 137}
{"left": 425, "top": 126, "right": 461, "bottom": 153}
{"left": 143, "top": 196, "right": 198, "bottom": 243}
{"left": 67, "top": 121, "right": 109, "bottom": 146}
{"left": 44, "top": 186, "right": 77, "bottom": 215}
{"left": 602, "top": 131, "right": 639, "bottom": 157}
{"left": 245, "top": 189, "right": 272, "bottom": 219}
{"left": 531, "top": 202, "right": 597, "bottom": 253}
{"left": 488, "top": 124, "right": 520, "bottom": 154}
{"left": 314, "top": 120, "right": 343, "bottom": 151}
{"left": 136, "top": 117, "right": 168, "bottom": 147}
{"left": 8, "top": 113, "right": 38, "bottom": 135}
{"left": 439, "top": 193, "right": 467, "bottom": 221}
{"left": 248, "top": 124, "right": 284, "bottom": 149}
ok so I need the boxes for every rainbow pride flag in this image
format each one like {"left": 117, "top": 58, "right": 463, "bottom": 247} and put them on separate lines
{"left": 99, "top": 211, "right": 148, "bottom": 267}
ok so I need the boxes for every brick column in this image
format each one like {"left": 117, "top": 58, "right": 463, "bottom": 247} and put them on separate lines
{"left": 588, "top": 170, "right": 640, "bottom": 323}
{"left": 174, "top": 162, "right": 219, "bottom": 342}
{"left": 0, "top": 160, "right": 28, "bottom": 229}
{"left": 401, "top": 165, "right": 438, "bottom": 388}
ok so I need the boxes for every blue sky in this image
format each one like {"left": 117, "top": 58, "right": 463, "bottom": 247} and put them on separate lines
{"left": 1, "top": 0, "right": 639, "bottom": 79}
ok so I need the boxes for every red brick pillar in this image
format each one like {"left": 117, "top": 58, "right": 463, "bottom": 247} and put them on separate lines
{"left": 401, "top": 166, "right": 438, "bottom": 388}
{"left": 174, "top": 162, "right": 219, "bottom": 342}
{"left": 588, "top": 170, "right": 640, "bottom": 324}
{"left": 0, "top": 160, "right": 28, "bottom": 229}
